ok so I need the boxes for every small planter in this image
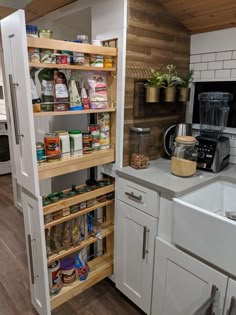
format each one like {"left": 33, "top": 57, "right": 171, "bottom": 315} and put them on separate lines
{"left": 178, "top": 87, "right": 190, "bottom": 102}
{"left": 163, "top": 87, "right": 176, "bottom": 102}
{"left": 145, "top": 86, "right": 160, "bottom": 103}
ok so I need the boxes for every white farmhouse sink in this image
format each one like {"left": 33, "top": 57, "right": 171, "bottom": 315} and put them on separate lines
{"left": 173, "top": 180, "right": 236, "bottom": 276}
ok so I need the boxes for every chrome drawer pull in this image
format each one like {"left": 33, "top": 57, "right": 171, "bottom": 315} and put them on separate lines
{"left": 142, "top": 226, "right": 149, "bottom": 259}
{"left": 228, "top": 296, "right": 236, "bottom": 315}
{"left": 27, "top": 234, "right": 35, "bottom": 285}
{"left": 125, "top": 191, "right": 142, "bottom": 201}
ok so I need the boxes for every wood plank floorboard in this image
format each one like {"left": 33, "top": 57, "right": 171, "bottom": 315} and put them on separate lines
{"left": 0, "top": 174, "right": 144, "bottom": 315}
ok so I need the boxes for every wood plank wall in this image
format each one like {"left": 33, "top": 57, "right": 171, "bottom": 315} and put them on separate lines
{"left": 123, "top": 0, "right": 190, "bottom": 166}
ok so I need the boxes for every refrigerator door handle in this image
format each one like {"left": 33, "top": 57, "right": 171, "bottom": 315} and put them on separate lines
{"left": 9, "top": 74, "right": 23, "bottom": 145}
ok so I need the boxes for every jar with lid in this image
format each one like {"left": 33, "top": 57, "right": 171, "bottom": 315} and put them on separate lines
{"left": 171, "top": 136, "right": 198, "bottom": 177}
{"left": 130, "top": 127, "right": 151, "bottom": 169}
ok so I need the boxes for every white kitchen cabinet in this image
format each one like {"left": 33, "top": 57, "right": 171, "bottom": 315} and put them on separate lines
{"left": 152, "top": 238, "right": 228, "bottom": 315}
{"left": 115, "top": 200, "right": 157, "bottom": 315}
{"left": 1, "top": 9, "right": 118, "bottom": 315}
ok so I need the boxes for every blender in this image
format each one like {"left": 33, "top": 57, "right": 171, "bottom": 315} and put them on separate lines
{"left": 196, "top": 92, "right": 232, "bottom": 172}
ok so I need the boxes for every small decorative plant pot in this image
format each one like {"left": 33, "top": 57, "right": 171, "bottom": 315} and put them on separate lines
{"left": 145, "top": 86, "right": 160, "bottom": 103}
{"left": 178, "top": 87, "right": 190, "bottom": 102}
{"left": 163, "top": 87, "right": 176, "bottom": 102}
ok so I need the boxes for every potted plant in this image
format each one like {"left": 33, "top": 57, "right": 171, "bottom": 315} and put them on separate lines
{"left": 162, "top": 65, "right": 183, "bottom": 102}
{"left": 145, "top": 69, "right": 164, "bottom": 103}
{"left": 178, "top": 69, "right": 194, "bottom": 102}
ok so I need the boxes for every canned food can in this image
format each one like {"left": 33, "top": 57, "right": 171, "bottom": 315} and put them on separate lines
{"left": 36, "top": 142, "right": 46, "bottom": 164}
{"left": 44, "top": 133, "right": 61, "bottom": 161}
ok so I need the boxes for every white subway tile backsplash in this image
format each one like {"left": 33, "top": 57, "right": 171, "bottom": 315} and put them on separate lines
{"left": 193, "top": 71, "right": 201, "bottom": 79}
{"left": 216, "top": 51, "right": 232, "bottom": 60}
{"left": 224, "top": 60, "right": 236, "bottom": 69}
{"left": 231, "top": 69, "right": 236, "bottom": 77}
{"left": 201, "top": 53, "right": 216, "bottom": 62}
{"left": 215, "top": 69, "right": 231, "bottom": 78}
{"left": 200, "top": 70, "right": 215, "bottom": 79}
{"left": 230, "top": 147, "right": 236, "bottom": 156}
{"left": 190, "top": 54, "right": 201, "bottom": 63}
{"left": 232, "top": 51, "right": 236, "bottom": 59}
{"left": 208, "top": 61, "right": 223, "bottom": 70}
{"left": 193, "top": 62, "right": 208, "bottom": 71}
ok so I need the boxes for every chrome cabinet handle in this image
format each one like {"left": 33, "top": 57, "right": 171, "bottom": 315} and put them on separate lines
{"left": 125, "top": 191, "right": 142, "bottom": 201}
{"left": 27, "top": 234, "right": 35, "bottom": 285}
{"left": 193, "top": 285, "right": 218, "bottom": 315}
{"left": 228, "top": 296, "right": 236, "bottom": 315}
{"left": 142, "top": 226, "right": 149, "bottom": 259}
{"left": 9, "top": 74, "right": 23, "bottom": 145}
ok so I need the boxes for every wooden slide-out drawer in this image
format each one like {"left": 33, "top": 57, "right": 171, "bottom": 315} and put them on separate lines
{"left": 117, "top": 177, "right": 159, "bottom": 218}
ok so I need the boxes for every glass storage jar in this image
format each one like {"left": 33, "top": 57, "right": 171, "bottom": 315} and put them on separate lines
{"left": 171, "top": 136, "right": 198, "bottom": 177}
{"left": 130, "top": 127, "right": 151, "bottom": 169}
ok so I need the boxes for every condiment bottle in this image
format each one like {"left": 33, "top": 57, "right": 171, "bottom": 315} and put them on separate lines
{"left": 171, "top": 136, "right": 198, "bottom": 177}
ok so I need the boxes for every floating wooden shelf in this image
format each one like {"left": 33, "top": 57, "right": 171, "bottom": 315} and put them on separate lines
{"left": 43, "top": 183, "right": 115, "bottom": 215}
{"left": 29, "top": 62, "right": 116, "bottom": 72}
{"left": 33, "top": 108, "right": 116, "bottom": 117}
{"left": 47, "top": 225, "right": 114, "bottom": 265}
{"left": 44, "top": 199, "right": 114, "bottom": 229}
{"left": 38, "top": 149, "right": 115, "bottom": 180}
{"left": 27, "top": 37, "right": 117, "bottom": 56}
{"left": 50, "top": 253, "right": 113, "bottom": 309}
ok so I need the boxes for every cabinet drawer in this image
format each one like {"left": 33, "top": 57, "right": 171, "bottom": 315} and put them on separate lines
{"left": 117, "top": 177, "right": 159, "bottom": 217}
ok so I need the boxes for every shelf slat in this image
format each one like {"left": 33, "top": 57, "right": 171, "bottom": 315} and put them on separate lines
{"left": 33, "top": 107, "right": 116, "bottom": 117}
{"left": 47, "top": 225, "right": 114, "bottom": 265}
{"left": 51, "top": 253, "right": 113, "bottom": 309}
{"left": 43, "top": 183, "right": 115, "bottom": 215}
{"left": 38, "top": 149, "right": 115, "bottom": 180}
{"left": 27, "top": 37, "right": 117, "bottom": 56}
{"left": 29, "top": 62, "right": 116, "bottom": 72}
{"left": 44, "top": 200, "right": 114, "bottom": 228}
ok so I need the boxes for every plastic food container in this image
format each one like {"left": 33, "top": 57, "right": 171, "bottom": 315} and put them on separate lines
{"left": 69, "top": 130, "right": 83, "bottom": 156}
{"left": 48, "top": 261, "right": 62, "bottom": 295}
{"left": 61, "top": 257, "right": 76, "bottom": 285}
{"left": 39, "top": 29, "right": 53, "bottom": 39}
{"left": 171, "top": 136, "right": 198, "bottom": 177}
{"left": 130, "top": 127, "right": 151, "bottom": 169}
{"left": 26, "top": 24, "right": 38, "bottom": 38}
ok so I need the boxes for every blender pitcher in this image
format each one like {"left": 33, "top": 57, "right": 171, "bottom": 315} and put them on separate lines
{"left": 198, "top": 92, "right": 232, "bottom": 138}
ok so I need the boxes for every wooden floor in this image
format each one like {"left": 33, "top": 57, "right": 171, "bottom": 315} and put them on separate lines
{"left": 0, "top": 174, "right": 144, "bottom": 315}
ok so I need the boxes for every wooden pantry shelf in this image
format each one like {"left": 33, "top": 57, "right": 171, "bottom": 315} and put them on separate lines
{"left": 29, "top": 62, "right": 116, "bottom": 72}
{"left": 47, "top": 224, "right": 114, "bottom": 265}
{"left": 33, "top": 108, "right": 116, "bottom": 117}
{"left": 43, "top": 183, "right": 114, "bottom": 215}
{"left": 38, "top": 149, "right": 115, "bottom": 180}
{"left": 44, "top": 199, "right": 114, "bottom": 229}
{"left": 51, "top": 253, "right": 113, "bottom": 309}
{"left": 27, "top": 37, "right": 117, "bottom": 56}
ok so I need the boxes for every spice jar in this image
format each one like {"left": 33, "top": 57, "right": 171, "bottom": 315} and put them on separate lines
{"left": 171, "top": 136, "right": 198, "bottom": 177}
{"left": 130, "top": 127, "right": 151, "bottom": 169}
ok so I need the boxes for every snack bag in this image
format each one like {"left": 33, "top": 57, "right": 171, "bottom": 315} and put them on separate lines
{"left": 75, "top": 248, "right": 90, "bottom": 281}
{"left": 71, "top": 218, "right": 81, "bottom": 246}
{"left": 87, "top": 73, "right": 108, "bottom": 109}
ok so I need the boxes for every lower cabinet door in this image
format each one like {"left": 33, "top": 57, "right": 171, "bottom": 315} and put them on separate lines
{"left": 115, "top": 200, "right": 157, "bottom": 314}
{"left": 224, "top": 279, "right": 236, "bottom": 315}
{"left": 152, "top": 238, "right": 228, "bottom": 315}
{"left": 22, "top": 190, "right": 51, "bottom": 315}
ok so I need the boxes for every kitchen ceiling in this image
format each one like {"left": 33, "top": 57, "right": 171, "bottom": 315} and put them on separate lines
{"left": 0, "top": 0, "right": 76, "bottom": 21}
{"left": 0, "top": 0, "right": 236, "bottom": 34}
{"left": 159, "top": 0, "right": 236, "bottom": 34}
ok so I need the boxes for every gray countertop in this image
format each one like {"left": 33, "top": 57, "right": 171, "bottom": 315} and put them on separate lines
{"left": 116, "top": 158, "right": 236, "bottom": 197}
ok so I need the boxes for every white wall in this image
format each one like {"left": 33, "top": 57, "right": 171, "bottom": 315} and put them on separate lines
{"left": 189, "top": 28, "right": 236, "bottom": 164}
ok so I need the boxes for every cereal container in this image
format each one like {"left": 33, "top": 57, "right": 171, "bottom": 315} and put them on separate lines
{"left": 130, "top": 127, "right": 151, "bottom": 169}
